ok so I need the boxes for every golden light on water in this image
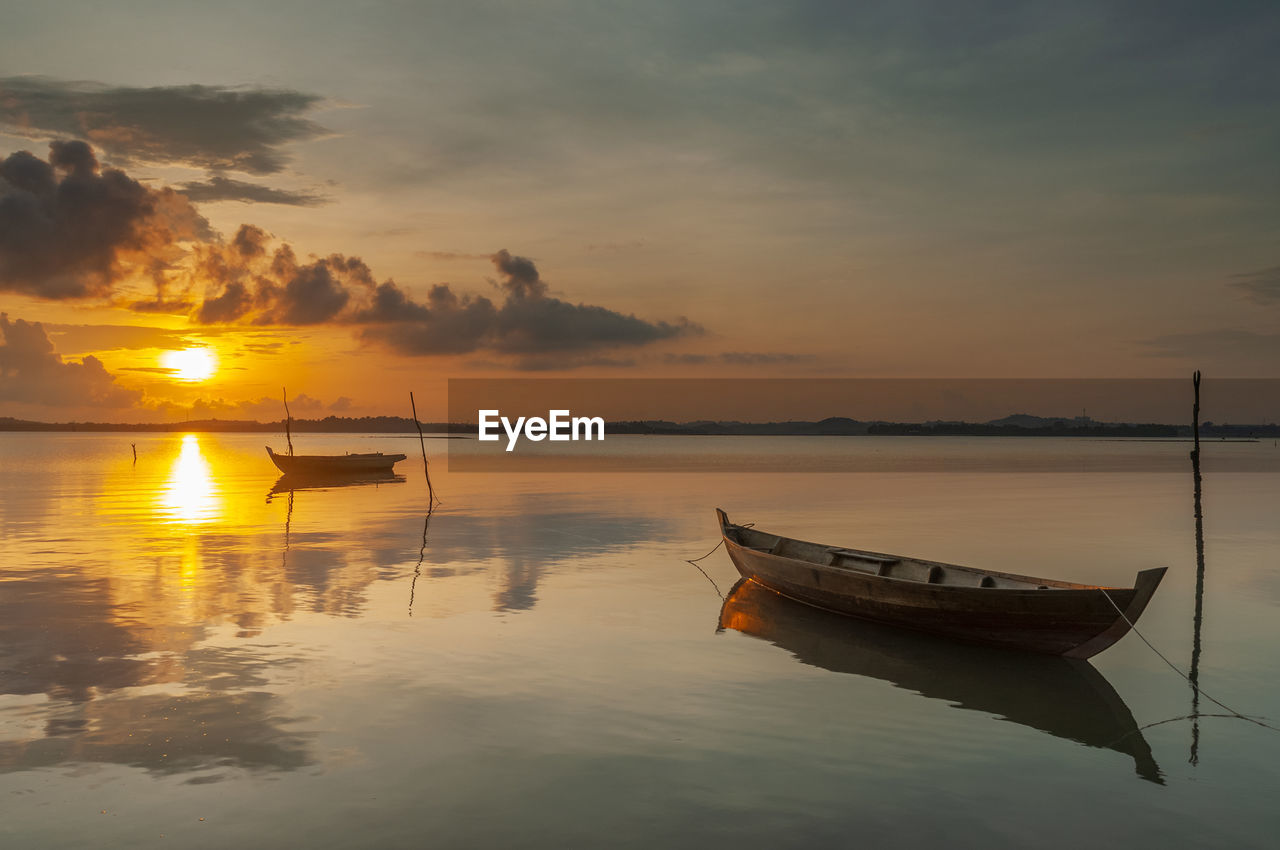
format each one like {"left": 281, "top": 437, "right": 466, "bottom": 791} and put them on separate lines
{"left": 159, "top": 434, "right": 221, "bottom": 524}
{"left": 162, "top": 347, "right": 217, "bottom": 382}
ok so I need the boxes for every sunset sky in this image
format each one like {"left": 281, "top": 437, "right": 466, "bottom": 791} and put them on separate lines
{"left": 2, "top": 1, "right": 1278, "bottom": 422}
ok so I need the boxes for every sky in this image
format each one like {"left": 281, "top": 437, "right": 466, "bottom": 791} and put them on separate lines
{"left": 1, "top": 0, "right": 1278, "bottom": 422}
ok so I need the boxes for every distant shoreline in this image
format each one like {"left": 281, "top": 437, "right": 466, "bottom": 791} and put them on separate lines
{"left": 3, "top": 415, "right": 1277, "bottom": 439}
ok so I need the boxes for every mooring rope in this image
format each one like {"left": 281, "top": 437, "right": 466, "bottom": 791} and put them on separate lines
{"left": 1099, "top": 588, "right": 1280, "bottom": 734}
{"left": 685, "top": 538, "right": 724, "bottom": 564}
{"left": 686, "top": 547, "right": 726, "bottom": 600}
{"left": 537, "top": 521, "right": 740, "bottom": 600}
{"left": 684, "top": 523, "right": 752, "bottom": 600}
{"left": 685, "top": 522, "right": 754, "bottom": 564}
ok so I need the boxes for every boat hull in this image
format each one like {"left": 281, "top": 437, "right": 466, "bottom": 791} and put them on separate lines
{"left": 717, "top": 509, "right": 1165, "bottom": 658}
{"left": 266, "top": 447, "right": 407, "bottom": 474}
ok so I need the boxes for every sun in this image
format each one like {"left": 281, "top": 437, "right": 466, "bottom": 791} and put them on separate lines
{"left": 162, "top": 348, "right": 218, "bottom": 382}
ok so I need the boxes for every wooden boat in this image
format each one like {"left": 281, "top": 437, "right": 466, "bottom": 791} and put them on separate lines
{"left": 266, "top": 446, "right": 407, "bottom": 475}
{"left": 718, "top": 577, "right": 1162, "bottom": 783}
{"left": 716, "top": 508, "right": 1166, "bottom": 658}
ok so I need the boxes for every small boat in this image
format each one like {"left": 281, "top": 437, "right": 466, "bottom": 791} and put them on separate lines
{"left": 716, "top": 508, "right": 1166, "bottom": 658}
{"left": 266, "top": 446, "right": 407, "bottom": 475}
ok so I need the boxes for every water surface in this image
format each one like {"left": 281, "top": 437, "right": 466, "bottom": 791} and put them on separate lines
{"left": 2, "top": 433, "right": 1278, "bottom": 848}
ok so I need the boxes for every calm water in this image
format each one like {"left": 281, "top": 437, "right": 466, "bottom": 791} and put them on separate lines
{"left": 1, "top": 433, "right": 1279, "bottom": 848}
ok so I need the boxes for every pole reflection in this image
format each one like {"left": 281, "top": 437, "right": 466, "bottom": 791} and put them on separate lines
{"left": 1189, "top": 436, "right": 1206, "bottom": 765}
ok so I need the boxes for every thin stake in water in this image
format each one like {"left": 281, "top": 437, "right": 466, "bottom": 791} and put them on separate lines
{"left": 282, "top": 387, "right": 294, "bottom": 456}
{"left": 1191, "top": 370, "right": 1201, "bottom": 460}
{"left": 409, "top": 391, "right": 439, "bottom": 507}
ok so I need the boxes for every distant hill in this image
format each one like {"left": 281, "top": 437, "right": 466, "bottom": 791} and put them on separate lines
{"left": 986, "top": 413, "right": 1096, "bottom": 428}
{"left": 607, "top": 416, "right": 873, "bottom": 435}
{"left": 867, "top": 420, "right": 1184, "bottom": 437}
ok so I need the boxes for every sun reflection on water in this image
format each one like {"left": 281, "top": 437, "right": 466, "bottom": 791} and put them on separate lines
{"left": 159, "top": 434, "right": 222, "bottom": 524}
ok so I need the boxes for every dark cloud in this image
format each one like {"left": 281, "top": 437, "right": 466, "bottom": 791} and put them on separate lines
{"left": 130, "top": 293, "right": 195, "bottom": 314}
{"left": 189, "top": 227, "right": 370, "bottom": 325}
{"left": 356, "top": 283, "right": 497, "bottom": 354}
{"left": 183, "top": 224, "right": 269, "bottom": 322}
{"left": 0, "top": 76, "right": 325, "bottom": 174}
{"left": 0, "top": 142, "right": 702, "bottom": 362}
{"left": 178, "top": 175, "right": 327, "bottom": 207}
{"left": 357, "top": 280, "right": 434, "bottom": 323}
{"left": 358, "top": 251, "right": 698, "bottom": 355}
{"left": 491, "top": 248, "right": 547, "bottom": 300}
{"left": 1229, "top": 266, "right": 1280, "bottom": 304}
{"left": 0, "top": 142, "right": 206, "bottom": 299}
{"left": 0, "top": 313, "right": 141, "bottom": 408}
{"left": 495, "top": 294, "right": 693, "bottom": 353}
{"left": 232, "top": 223, "right": 270, "bottom": 259}
{"left": 197, "top": 280, "right": 253, "bottom": 323}
{"left": 269, "top": 255, "right": 353, "bottom": 325}
{"left": 190, "top": 239, "right": 699, "bottom": 358}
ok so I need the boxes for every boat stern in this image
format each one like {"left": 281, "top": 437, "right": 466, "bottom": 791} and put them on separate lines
{"left": 715, "top": 507, "right": 732, "bottom": 533}
{"left": 1063, "top": 566, "right": 1169, "bottom": 659}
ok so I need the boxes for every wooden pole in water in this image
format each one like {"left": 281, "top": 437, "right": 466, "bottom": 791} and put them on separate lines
{"left": 131, "top": 443, "right": 137, "bottom": 464}
{"left": 282, "top": 387, "right": 294, "bottom": 456}
{"left": 1191, "top": 370, "right": 1201, "bottom": 460}
{"left": 409, "top": 391, "right": 437, "bottom": 506}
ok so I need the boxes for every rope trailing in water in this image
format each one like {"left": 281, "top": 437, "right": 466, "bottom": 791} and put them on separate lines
{"left": 685, "top": 521, "right": 753, "bottom": 565}
{"left": 1099, "top": 587, "right": 1280, "bottom": 733}
{"left": 684, "top": 522, "right": 753, "bottom": 600}
{"left": 685, "top": 538, "right": 724, "bottom": 564}
{"left": 686, "top": 548, "right": 725, "bottom": 600}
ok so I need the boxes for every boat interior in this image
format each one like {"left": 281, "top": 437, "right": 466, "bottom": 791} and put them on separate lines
{"left": 268, "top": 447, "right": 406, "bottom": 461}
{"left": 726, "top": 522, "right": 1081, "bottom": 590}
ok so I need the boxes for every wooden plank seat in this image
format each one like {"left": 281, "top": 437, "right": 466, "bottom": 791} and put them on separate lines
{"left": 826, "top": 547, "right": 902, "bottom": 575}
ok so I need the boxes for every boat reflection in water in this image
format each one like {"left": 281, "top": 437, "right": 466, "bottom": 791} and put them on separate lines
{"left": 267, "top": 469, "right": 406, "bottom": 500}
{"left": 718, "top": 578, "right": 1162, "bottom": 784}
